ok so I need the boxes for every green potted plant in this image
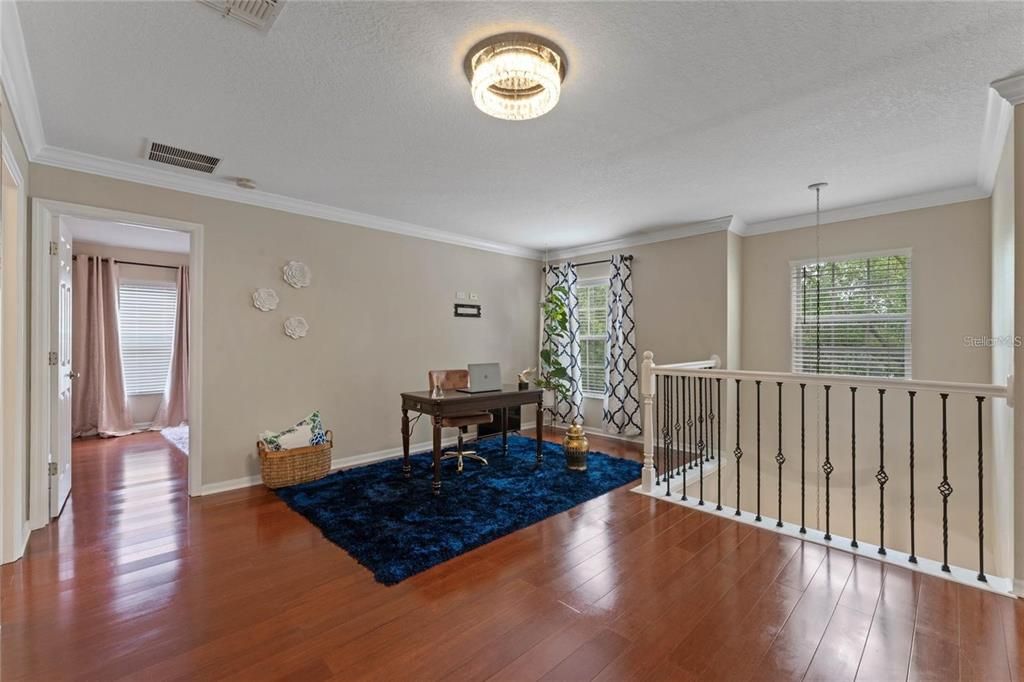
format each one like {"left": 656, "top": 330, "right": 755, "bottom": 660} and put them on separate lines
{"left": 535, "top": 286, "right": 571, "bottom": 435}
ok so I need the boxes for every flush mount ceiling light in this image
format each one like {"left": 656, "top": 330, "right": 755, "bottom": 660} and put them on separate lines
{"left": 464, "top": 33, "right": 567, "bottom": 121}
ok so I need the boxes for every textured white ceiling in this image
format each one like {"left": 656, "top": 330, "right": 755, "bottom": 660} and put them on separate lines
{"left": 18, "top": 1, "right": 1024, "bottom": 250}
{"left": 64, "top": 216, "right": 191, "bottom": 254}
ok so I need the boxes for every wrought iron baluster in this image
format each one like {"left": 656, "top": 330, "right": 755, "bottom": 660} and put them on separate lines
{"left": 654, "top": 372, "right": 661, "bottom": 484}
{"left": 716, "top": 378, "right": 723, "bottom": 510}
{"left": 680, "top": 377, "right": 688, "bottom": 501}
{"left": 976, "top": 395, "right": 986, "bottom": 582}
{"left": 663, "top": 375, "right": 672, "bottom": 496}
{"left": 799, "top": 383, "right": 806, "bottom": 534}
{"left": 734, "top": 379, "right": 743, "bottom": 516}
{"left": 877, "top": 389, "right": 888, "bottom": 555}
{"left": 851, "top": 386, "right": 858, "bottom": 548}
{"left": 698, "top": 377, "right": 705, "bottom": 505}
{"left": 674, "top": 375, "right": 682, "bottom": 481}
{"left": 938, "top": 393, "right": 952, "bottom": 572}
{"left": 755, "top": 380, "right": 762, "bottom": 522}
{"left": 823, "top": 385, "right": 833, "bottom": 540}
{"left": 776, "top": 382, "right": 785, "bottom": 528}
{"left": 688, "top": 376, "right": 696, "bottom": 471}
{"left": 908, "top": 391, "right": 917, "bottom": 563}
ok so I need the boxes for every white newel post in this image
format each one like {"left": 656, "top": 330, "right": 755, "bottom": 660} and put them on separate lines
{"left": 641, "top": 351, "right": 656, "bottom": 492}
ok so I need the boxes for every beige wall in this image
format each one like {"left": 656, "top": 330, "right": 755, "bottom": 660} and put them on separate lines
{"left": 564, "top": 230, "right": 729, "bottom": 431}
{"left": 742, "top": 199, "right": 991, "bottom": 382}
{"left": 1, "top": 82, "right": 31, "bottom": 562}
{"left": 31, "top": 164, "right": 541, "bottom": 487}
{"left": 71, "top": 241, "right": 188, "bottom": 428}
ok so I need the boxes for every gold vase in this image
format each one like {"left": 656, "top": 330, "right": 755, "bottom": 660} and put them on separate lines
{"left": 563, "top": 424, "right": 589, "bottom": 471}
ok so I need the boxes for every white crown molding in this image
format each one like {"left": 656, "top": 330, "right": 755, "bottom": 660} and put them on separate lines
{"left": 0, "top": 0, "right": 44, "bottom": 158}
{"left": 547, "top": 216, "right": 735, "bottom": 260}
{"left": 743, "top": 184, "right": 988, "bottom": 237}
{"left": 978, "top": 87, "right": 1014, "bottom": 195}
{"left": 33, "top": 145, "right": 542, "bottom": 259}
{"left": 992, "top": 72, "right": 1024, "bottom": 106}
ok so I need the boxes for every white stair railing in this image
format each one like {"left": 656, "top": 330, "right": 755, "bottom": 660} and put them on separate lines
{"left": 639, "top": 350, "right": 1015, "bottom": 594}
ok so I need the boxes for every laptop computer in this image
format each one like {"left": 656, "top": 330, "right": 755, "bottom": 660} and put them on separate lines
{"left": 458, "top": 363, "right": 502, "bottom": 393}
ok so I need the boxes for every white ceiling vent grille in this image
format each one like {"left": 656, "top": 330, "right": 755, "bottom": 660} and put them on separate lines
{"left": 197, "top": 0, "right": 283, "bottom": 32}
{"left": 146, "top": 142, "right": 221, "bottom": 174}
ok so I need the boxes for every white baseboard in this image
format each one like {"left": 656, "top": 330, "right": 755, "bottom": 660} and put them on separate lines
{"left": 199, "top": 424, "right": 539, "bottom": 497}
{"left": 546, "top": 422, "right": 642, "bottom": 444}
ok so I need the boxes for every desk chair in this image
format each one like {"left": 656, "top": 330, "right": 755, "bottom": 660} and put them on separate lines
{"left": 428, "top": 369, "right": 493, "bottom": 473}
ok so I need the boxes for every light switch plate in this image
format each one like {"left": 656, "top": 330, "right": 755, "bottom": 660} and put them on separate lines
{"left": 456, "top": 291, "right": 467, "bottom": 300}
{"left": 469, "top": 292, "right": 479, "bottom": 301}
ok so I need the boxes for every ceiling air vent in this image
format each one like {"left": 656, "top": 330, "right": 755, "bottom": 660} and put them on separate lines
{"left": 146, "top": 142, "right": 221, "bottom": 174}
{"left": 197, "top": 0, "right": 283, "bottom": 32}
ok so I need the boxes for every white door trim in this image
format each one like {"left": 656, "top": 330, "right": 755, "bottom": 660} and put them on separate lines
{"left": 28, "top": 199, "right": 204, "bottom": 531}
{"left": 1, "top": 133, "right": 28, "bottom": 563}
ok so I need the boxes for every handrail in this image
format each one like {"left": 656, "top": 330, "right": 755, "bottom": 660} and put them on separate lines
{"left": 646, "top": 354, "right": 1010, "bottom": 401}
{"left": 655, "top": 354, "right": 720, "bottom": 371}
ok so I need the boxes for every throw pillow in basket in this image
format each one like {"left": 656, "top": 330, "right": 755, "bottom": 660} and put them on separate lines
{"left": 259, "top": 410, "right": 327, "bottom": 451}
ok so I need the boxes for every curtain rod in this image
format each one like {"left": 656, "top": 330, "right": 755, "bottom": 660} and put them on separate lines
{"left": 541, "top": 254, "right": 633, "bottom": 270}
{"left": 72, "top": 255, "right": 181, "bottom": 270}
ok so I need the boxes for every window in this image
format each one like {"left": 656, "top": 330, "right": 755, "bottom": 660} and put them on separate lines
{"left": 791, "top": 253, "right": 911, "bottom": 378}
{"left": 577, "top": 281, "right": 608, "bottom": 395}
{"left": 118, "top": 281, "right": 178, "bottom": 395}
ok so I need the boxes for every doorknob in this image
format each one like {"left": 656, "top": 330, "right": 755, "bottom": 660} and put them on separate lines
{"left": 67, "top": 370, "right": 80, "bottom": 380}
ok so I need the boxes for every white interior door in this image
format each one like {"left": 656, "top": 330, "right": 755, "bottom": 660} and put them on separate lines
{"left": 49, "top": 222, "right": 72, "bottom": 517}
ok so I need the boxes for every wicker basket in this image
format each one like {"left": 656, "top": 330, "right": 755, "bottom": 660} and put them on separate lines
{"left": 258, "top": 430, "right": 333, "bottom": 489}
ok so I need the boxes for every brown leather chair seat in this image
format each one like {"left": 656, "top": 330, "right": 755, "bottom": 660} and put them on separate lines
{"left": 429, "top": 369, "right": 492, "bottom": 472}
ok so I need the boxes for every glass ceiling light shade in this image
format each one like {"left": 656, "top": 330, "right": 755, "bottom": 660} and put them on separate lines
{"left": 465, "top": 34, "right": 567, "bottom": 121}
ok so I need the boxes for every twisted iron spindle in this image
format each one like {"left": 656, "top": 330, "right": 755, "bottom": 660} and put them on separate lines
{"left": 908, "top": 391, "right": 917, "bottom": 563}
{"left": 938, "top": 393, "right": 952, "bottom": 572}
{"left": 755, "top": 380, "right": 762, "bottom": 522}
{"left": 716, "top": 378, "right": 723, "bottom": 510}
{"left": 823, "top": 385, "right": 833, "bottom": 540}
{"left": 734, "top": 379, "right": 743, "bottom": 516}
{"left": 851, "top": 386, "right": 859, "bottom": 549}
{"left": 688, "top": 376, "right": 696, "bottom": 471}
{"left": 976, "top": 395, "right": 987, "bottom": 582}
{"left": 776, "top": 382, "right": 785, "bottom": 528}
{"left": 877, "top": 389, "right": 888, "bottom": 555}
{"left": 799, "top": 383, "right": 806, "bottom": 534}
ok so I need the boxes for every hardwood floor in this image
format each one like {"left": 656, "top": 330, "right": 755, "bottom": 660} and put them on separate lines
{"left": 3, "top": 428, "right": 1022, "bottom": 680}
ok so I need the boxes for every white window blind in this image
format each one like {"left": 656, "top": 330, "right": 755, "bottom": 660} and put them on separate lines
{"left": 577, "top": 281, "right": 608, "bottom": 395}
{"left": 119, "top": 281, "right": 178, "bottom": 396}
{"left": 791, "top": 253, "right": 911, "bottom": 378}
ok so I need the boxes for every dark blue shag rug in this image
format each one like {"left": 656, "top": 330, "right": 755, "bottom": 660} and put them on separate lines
{"left": 275, "top": 435, "right": 641, "bottom": 585}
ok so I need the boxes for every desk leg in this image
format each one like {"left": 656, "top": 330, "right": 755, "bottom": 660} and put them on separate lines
{"left": 432, "top": 415, "right": 442, "bottom": 495}
{"left": 536, "top": 398, "right": 544, "bottom": 465}
{"left": 502, "top": 407, "right": 508, "bottom": 454}
{"left": 401, "top": 408, "right": 411, "bottom": 479}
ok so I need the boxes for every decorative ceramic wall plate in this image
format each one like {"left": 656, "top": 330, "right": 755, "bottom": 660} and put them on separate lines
{"left": 284, "top": 316, "right": 309, "bottom": 339}
{"left": 252, "top": 288, "right": 279, "bottom": 311}
{"left": 283, "top": 261, "right": 312, "bottom": 288}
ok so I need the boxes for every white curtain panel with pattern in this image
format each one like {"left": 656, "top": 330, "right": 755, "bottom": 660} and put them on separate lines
{"left": 604, "top": 255, "right": 641, "bottom": 435}
{"left": 542, "top": 263, "right": 583, "bottom": 425}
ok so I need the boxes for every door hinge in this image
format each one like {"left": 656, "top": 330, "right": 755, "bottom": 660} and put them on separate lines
{"left": 49, "top": 241, "right": 58, "bottom": 256}
{"left": 48, "top": 462, "right": 57, "bottom": 476}
{"left": 48, "top": 351, "right": 58, "bottom": 366}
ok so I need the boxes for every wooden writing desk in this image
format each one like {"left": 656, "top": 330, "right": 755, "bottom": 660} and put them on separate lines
{"left": 401, "top": 385, "right": 544, "bottom": 494}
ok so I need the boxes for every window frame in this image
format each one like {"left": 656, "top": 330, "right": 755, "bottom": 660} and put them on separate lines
{"left": 576, "top": 277, "right": 609, "bottom": 399}
{"left": 789, "top": 248, "right": 912, "bottom": 379}
{"left": 117, "top": 278, "right": 179, "bottom": 397}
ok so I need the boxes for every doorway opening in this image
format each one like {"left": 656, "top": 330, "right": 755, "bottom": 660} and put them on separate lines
{"left": 29, "top": 201, "right": 203, "bottom": 532}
